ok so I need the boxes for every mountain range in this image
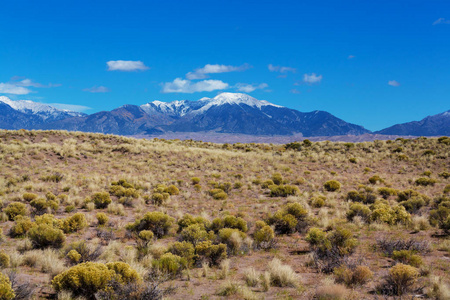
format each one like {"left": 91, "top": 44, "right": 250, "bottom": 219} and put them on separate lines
{"left": 0, "top": 93, "right": 448, "bottom": 138}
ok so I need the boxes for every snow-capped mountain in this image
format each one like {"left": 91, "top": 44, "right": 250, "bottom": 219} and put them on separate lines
{"left": 0, "top": 96, "right": 86, "bottom": 122}
{"left": 140, "top": 93, "right": 282, "bottom": 117}
{"left": 375, "top": 110, "right": 450, "bottom": 136}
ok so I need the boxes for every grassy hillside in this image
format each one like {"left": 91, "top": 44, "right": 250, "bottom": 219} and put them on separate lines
{"left": 0, "top": 129, "right": 449, "bottom": 299}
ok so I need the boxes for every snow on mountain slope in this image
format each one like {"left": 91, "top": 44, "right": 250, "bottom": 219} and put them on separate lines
{"left": 140, "top": 92, "right": 282, "bottom": 117}
{"left": 0, "top": 96, "right": 85, "bottom": 121}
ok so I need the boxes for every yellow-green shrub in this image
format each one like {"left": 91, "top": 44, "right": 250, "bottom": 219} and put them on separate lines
{"left": 323, "top": 180, "right": 341, "bottom": 192}
{"left": 254, "top": 224, "right": 275, "bottom": 249}
{"left": 9, "top": 216, "right": 35, "bottom": 237}
{"left": 126, "top": 211, "right": 174, "bottom": 238}
{"left": 138, "top": 230, "right": 154, "bottom": 241}
{"left": 168, "top": 241, "right": 195, "bottom": 267}
{"left": 96, "top": 213, "right": 108, "bottom": 226}
{"left": 92, "top": 192, "right": 111, "bottom": 209}
{"left": 269, "top": 185, "right": 299, "bottom": 197}
{"left": 391, "top": 250, "right": 423, "bottom": 267}
{"left": 4, "top": 202, "right": 27, "bottom": 220}
{"left": 370, "top": 202, "right": 411, "bottom": 225}
{"left": 334, "top": 265, "right": 373, "bottom": 286}
{"left": 62, "top": 213, "right": 88, "bottom": 233}
{"left": 67, "top": 250, "right": 81, "bottom": 263}
{"left": 0, "top": 272, "right": 15, "bottom": 300}
{"left": 386, "top": 263, "right": 419, "bottom": 296}
{"left": 347, "top": 203, "right": 371, "bottom": 222}
{"left": 195, "top": 241, "right": 227, "bottom": 266}
{"left": 152, "top": 253, "right": 186, "bottom": 276}
{"left": 0, "top": 252, "right": 10, "bottom": 268}
{"left": 22, "top": 192, "right": 38, "bottom": 202}
{"left": 27, "top": 224, "right": 66, "bottom": 249}
{"left": 180, "top": 224, "right": 214, "bottom": 246}
{"left": 105, "top": 262, "right": 141, "bottom": 283}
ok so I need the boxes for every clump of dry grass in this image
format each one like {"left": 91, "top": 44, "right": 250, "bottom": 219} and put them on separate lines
{"left": 243, "top": 267, "right": 259, "bottom": 287}
{"left": 267, "top": 258, "right": 298, "bottom": 287}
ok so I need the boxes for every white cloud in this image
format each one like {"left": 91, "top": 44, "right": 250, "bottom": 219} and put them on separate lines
{"left": 433, "top": 18, "right": 450, "bottom": 25}
{"left": 303, "top": 73, "right": 323, "bottom": 84}
{"left": 107, "top": 60, "right": 149, "bottom": 71}
{"left": 162, "top": 78, "right": 229, "bottom": 93}
{"left": 235, "top": 83, "right": 268, "bottom": 93}
{"left": 10, "top": 77, "right": 61, "bottom": 88}
{"left": 83, "top": 86, "right": 110, "bottom": 93}
{"left": 290, "top": 89, "right": 301, "bottom": 94}
{"left": 186, "top": 64, "right": 250, "bottom": 80}
{"left": 388, "top": 80, "right": 400, "bottom": 87}
{"left": 0, "top": 83, "right": 32, "bottom": 95}
{"left": 49, "top": 103, "right": 91, "bottom": 112}
{"left": 348, "top": 55, "right": 355, "bottom": 59}
{"left": 268, "top": 64, "right": 296, "bottom": 73}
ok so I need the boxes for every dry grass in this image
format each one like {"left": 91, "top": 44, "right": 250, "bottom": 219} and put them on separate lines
{"left": 0, "top": 130, "right": 448, "bottom": 299}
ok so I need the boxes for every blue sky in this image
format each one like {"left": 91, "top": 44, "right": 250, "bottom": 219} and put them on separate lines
{"left": 1, "top": 0, "right": 449, "bottom": 131}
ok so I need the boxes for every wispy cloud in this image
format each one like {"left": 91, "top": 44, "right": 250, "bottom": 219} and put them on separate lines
{"left": 303, "top": 73, "right": 323, "bottom": 84}
{"left": 162, "top": 78, "right": 229, "bottom": 93}
{"left": 186, "top": 64, "right": 250, "bottom": 80}
{"left": 388, "top": 80, "right": 400, "bottom": 87}
{"left": 0, "top": 83, "right": 32, "bottom": 95}
{"left": 268, "top": 64, "right": 296, "bottom": 73}
{"left": 49, "top": 103, "right": 92, "bottom": 112}
{"left": 290, "top": 89, "right": 301, "bottom": 94}
{"left": 235, "top": 83, "right": 268, "bottom": 93}
{"left": 83, "top": 86, "right": 110, "bottom": 93}
{"left": 433, "top": 18, "right": 450, "bottom": 25}
{"left": 348, "top": 55, "right": 355, "bottom": 59}
{"left": 107, "top": 60, "right": 149, "bottom": 71}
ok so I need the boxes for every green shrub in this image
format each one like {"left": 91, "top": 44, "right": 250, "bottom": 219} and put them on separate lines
{"left": 378, "top": 188, "right": 397, "bottom": 199}
{"left": 152, "top": 253, "right": 186, "bottom": 277}
{"left": 105, "top": 262, "right": 141, "bottom": 284}
{"left": 96, "top": 213, "right": 109, "bottom": 226}
{"left": 191, "top": 177, "right": 200, "bottom": 185}
{"left": 138, "top": 230, "right": 154, "bottom": 241}
{"left": 223, "top": 215, "right": 248, "bottom": 232}
{"left": 429, "top": 205, "right": 450, "bottom": 233}
{"left": 261, "top": 180, "right": 274, "bottom": 188}
{"left": 391, "top": 250, "right": 423, "bottom": 267}
{"left": 67, "top": 250, "right": 82, "bottom": 263}
{"left": 272, "top": 173, "right": 283, "bottom": 185}
{"left": 52, "top": 262, "right": 114, "bottom": 297}
{"left": 126, "top": 211, "right": 174, "bottom": 238}
{"left": 269, "top": 185, "right": 299, "bottom": 197}
{"left": 370, "top": 202, "right": 411, "bottom": 225}
{"left": 180, "top": 224, "right": 214, "bottom": 246}
{"left": 323, "top": 180, "right": 341, "bottom": 192}
{"left": 368, "top": 175, "right": 383, "bottom": 185}
{"left": 384, "top": 263, "right": 419, "bottom": 296}
{"left": 415, "top": 177, "right": 437, "bottom": 186}
{"left": 177, "top": 214, "right": 210, "bottom": 232}
{"left": 0, "top": 252, "right": 10, "bottom": 268}
{"left": 9, "top": 216, "right": 35, "bottom": 237}
{"left": 311, "top": 196, "right": 326, "bottom": 208}
{"left": 92, "top": 192, "right": 112, "bottom": 209}
{"left": 28, "top": 224, "right": 66, "bottom": 249}
{"left": 218, "top": 228, "right": 246, "bottom": 254}
{"left": 4, "top": 202, "right": 27, "bottom": 220}
{"left": 400, "top": 197, "right": 427, "bottom": 214}
{"left": 209, "top": 189, "right": 228, "bottom": 200}
{"left": 347, "top": 203, "right": 371, "bottom": 222}
{"left": 168, "top": 241, "right": 195, "bottom": 267}
{"left": 268, "top": 203, "right": 308, "bottom": 234}
{"left": 62, "top": 213, "right": 88, "bottom": 233}
{"left": 35, "top": 213, "right": 63, "bottom": 228}
{"left": 195, "top": 241, "right": 227, "bottom": 266}
{"left": 254, "top": 224, "right": 275, "bottom": 249}
{"left": 22, "top": 192, "right": 38, "bottom": 202}
{"left": 397, "top": 189, "right": 419, "bottom": 202}
{"left": 438, "top": 171, "right": 450, "bottom": 179}
{"left": 0, "top": 272, "right": 15, "bottom": 300}
{"left": 166, "top": 185, "right": 179, "bottom": 195}
{"left": 151, "top": 193, "right": 165, "bottom": 205}
{"left": 30, "top": 198, "right": 59, "bottom": 214}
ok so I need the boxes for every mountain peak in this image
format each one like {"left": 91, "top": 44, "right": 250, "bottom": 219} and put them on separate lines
{"left": 0, "top": 96, "right": 85, "bottom": 121}
{"left": 209, "top": 92, "right": 282, "bottom": 108}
